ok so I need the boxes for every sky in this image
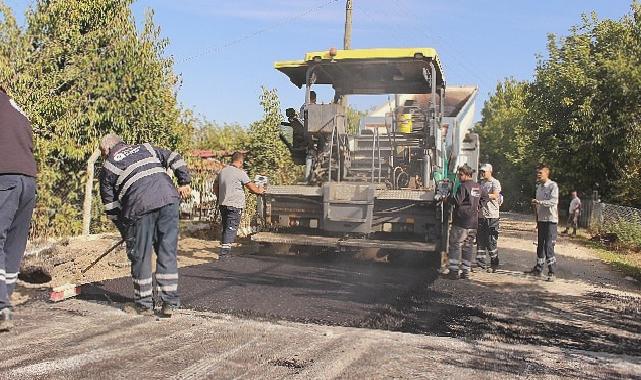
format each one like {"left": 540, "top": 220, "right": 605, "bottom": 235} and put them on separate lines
{"left": 3, "top": 0, "right": 634, "bottom": 126}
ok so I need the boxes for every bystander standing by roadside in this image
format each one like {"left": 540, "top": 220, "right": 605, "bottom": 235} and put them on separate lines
{"left": 526, "top": 164, "right": 559, "bottom": 282}
{"left": 562, "top": 191, "right": 581, "bottom": 237}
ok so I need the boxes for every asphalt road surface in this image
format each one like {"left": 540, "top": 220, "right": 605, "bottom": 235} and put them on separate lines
{"left": 80, "top": 252, "right": 439, "bottom": 329}
{"left": 4, "top": 214, "right": 641, "bottom": 379}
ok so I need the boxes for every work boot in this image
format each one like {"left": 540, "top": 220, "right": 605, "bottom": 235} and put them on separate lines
{"left": 0, "top": 308, "right": 14, "bottom": 332}
{"left": 547, "top": 273, "right": 556, "bottom": 282}
{"left": 524, "top": 266, "right": 543, "bottom": 278}
{"left": 160, "top": 303, "right": 177, "bottom": 318}
{"left": 490, "top": 257, "right": 499, "bottom": 273}
{"left": 446, "top": 270, "right": 459, "bottom": 280}
{"left": 460, "top": 271, "right": 470, "bottom": 280}
{"left": 122, "top": 303, "right": 154, "bottom": 316}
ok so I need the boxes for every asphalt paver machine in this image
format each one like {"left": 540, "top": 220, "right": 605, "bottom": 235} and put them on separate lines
{"left": 252, "top": 48, "right": 479, "bottom": 260}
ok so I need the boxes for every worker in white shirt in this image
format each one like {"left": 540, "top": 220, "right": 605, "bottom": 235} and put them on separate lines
{"left": 562, "top": 191, "right": 581, "bottom": 237}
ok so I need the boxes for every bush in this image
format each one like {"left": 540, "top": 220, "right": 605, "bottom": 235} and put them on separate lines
{"left": 604, "top": 221, "right": 641, "bottom": 251}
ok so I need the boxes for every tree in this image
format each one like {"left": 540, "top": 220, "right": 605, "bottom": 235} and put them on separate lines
{"left": 345, "top": 104, "right": 366, "bottom": 135}
{"left": 479, "top": 2, "right": 641, "bottom": 208}
{"left": 191, "top": 118, "right": 249, "bottom": 152}
{"left": 476, "top": 79, "right": 537, "bottom": 210}
{"left": 526, "top": 4, "right": 641, "bottom": 207}
{"left": 0, "top": 0, "right": 188, "bottom": 237}
{"left": 246, "top": 87, "right": 301, "bottom": 184}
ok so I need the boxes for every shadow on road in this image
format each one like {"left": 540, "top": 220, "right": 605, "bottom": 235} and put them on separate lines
{"left": 78, "top": 239, "right": 641, "bottom": 357}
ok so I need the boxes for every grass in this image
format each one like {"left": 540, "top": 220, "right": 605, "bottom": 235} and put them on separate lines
{"left": 581, "top": 239, "right": 641, "bottom": 283}
{"left": 606, "top": 221, "right": 641, "bottom": 251}
{"left": 570, "top": 220, "right": 641, "bottom": 283}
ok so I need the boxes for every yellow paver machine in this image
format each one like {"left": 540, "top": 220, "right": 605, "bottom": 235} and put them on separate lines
{"left": 252, "top": 48, "right": 479, "bottom": 260}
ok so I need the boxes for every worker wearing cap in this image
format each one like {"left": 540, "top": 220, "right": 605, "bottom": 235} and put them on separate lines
{"left": 0, "top": 86, "right": 37, "bottom": 332}
{"left": 213, "top": 152, "right": 265, "bottom": 257}
{"left": 477, "top": 163, "right": 502, "bottom": 272}
{"left": 99, "top": 134, "right": 191, "bottom": 317}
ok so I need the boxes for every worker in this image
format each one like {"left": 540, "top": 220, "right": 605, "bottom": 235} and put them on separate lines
{"left": 0, "top": 86, "right": 37, "bottom": 332}
{"left": 446, "top": 164, "right": 485, "bottom": 280}
{"left": 526, "top": 164, "right": 558, "bottom": 282}
{"left": 477, "top": 164, "right": 502, "bottom": 272}
{"left": 300, "top": 90, "right": 317, "bottom": 182}
{"left": 300, "top": 90, "right": 317, "bottom": 117}
{"left": 562, "top": 191, "right": 581, "bottom": 237}
{"left": 213, "top": 152, "right": 265, "bottom": 257}
{"left": 99, "top": 134, "right": 191, "bottom": 317}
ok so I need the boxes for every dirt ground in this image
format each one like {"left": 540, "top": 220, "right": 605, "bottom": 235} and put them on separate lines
{"left": 2, "top": 213, "right": 640, "bottom": 379}
{"left": 13, "top": 224, "right": 222, "bottom": 303}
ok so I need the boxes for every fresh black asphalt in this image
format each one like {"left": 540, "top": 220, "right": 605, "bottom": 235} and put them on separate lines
{"left": 80, "top": 253, "right": 437, "bottom": 327}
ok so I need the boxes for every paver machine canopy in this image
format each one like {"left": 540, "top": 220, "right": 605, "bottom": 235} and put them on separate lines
{"left": 275, "top": 48, "right": 447, "bottom": 187}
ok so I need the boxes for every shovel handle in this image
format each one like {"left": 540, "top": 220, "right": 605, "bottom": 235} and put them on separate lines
{"left": 81, "top": 239, "right": 125, "bottom": 274}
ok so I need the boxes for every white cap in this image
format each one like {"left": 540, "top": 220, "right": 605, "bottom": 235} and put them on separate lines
{"left": 479, "top": 163, "right": 493, "bottom": 172}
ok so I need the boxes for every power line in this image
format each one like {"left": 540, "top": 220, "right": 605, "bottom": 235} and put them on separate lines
{"left": 177, "top": 0, "right": 341, "bottom": 63}
{"left": 387, "top": 0, "right": 495, "bottom": 92}
{"left": 356, "top": 4, "right": 480, "bottom": 87}
{"left": 390, "top": 0, "right": 492, "bottom": 79}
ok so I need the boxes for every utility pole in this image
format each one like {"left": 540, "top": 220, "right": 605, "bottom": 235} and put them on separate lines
{"left": 343, "top": 0, "right": 353, "bottom": 50}
{"left": 342, "top": 0, "right": 352, "bottom": 107}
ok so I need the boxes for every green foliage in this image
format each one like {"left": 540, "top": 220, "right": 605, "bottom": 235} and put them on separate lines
{"left": 246, "top": 87, "right": 301, "bottom": 185}
{"left": 191, "top": 116, "right": 249, "bottom": 152}
{"left": 476, "top": 79, "right": 536, "bottom": 211}
{"left": 593, "top": 244, "right": 641, "bottom": 281}
{"left": 345, "top": 104, "right": 366, "bottom": 135}
{"left": 241, "top": 87, "right": 301, "bottom": 228}
{"left": 605, "top": 221, "right": 641, "bottom": 250}
{"left": 0, "top": 0, "right": 187, "bottom": 238}
{"left": 478, "top": 2, "right": 641, "bottom": 209}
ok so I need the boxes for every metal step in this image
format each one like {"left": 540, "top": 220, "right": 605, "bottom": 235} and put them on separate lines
{"left": 348, "top": 167, "right": 388, "bottom": 173}
{"left": 345, "top": 168, "right": 388, "bottom": 174}
{"left": 350, "top": 160, "right": 389, "bottom": 170}
{"left": 343, "top": 171, "right": 389, "bottom": 182}
{"left": 354, "top": 137, "right": 423, "bottom": 145}
{"left": 352, "top": 153, "right": 393, "bottom": 161}
{"left": 354, "top": 141, "right": 394, "bottom": 149}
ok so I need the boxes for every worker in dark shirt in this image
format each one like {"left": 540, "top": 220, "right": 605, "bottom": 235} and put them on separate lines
{"left": 99, "top": 134, "right": 191, "bottom": 317}
{"left": 446, "top": 164, "right": 485, "bottom": 280}
{"left": 0, "top": 86, "right": 37, "bottom": 332}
